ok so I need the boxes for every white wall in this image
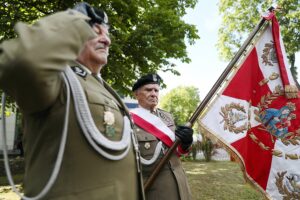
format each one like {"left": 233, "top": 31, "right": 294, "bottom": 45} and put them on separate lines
{"left": 0, "top": 112, "right": 16, "bottom": 151}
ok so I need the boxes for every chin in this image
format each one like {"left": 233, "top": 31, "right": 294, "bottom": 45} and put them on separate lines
{"left": 94, "top": 57, "right": 107, "bottom": 66}
{"left": 150, "top": 103, "right": 158, "bottom": 108}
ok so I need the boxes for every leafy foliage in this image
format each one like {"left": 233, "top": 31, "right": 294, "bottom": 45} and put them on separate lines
{"left": 159, "top": 86, "right": 200, "bottom": 125}
{"left": 0, "top": 0, "right": 199, "bottom": 97}
{"left": 217, "top": 0, "right": 300, "bottom": 77}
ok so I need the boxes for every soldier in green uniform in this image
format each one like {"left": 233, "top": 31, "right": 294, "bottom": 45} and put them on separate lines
{"left": 130, "top": 74, "right": 193, "bottom": 200}
{"left": 0, "top": 2, "right": 144, "bottom": 200}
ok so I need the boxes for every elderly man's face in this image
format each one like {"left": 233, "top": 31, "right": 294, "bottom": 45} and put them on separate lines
{"left": 77, "top": 24, "right": 111, "bottom": 71}
{"left": 134, "top": 84, "right": 160, "bottom": 111}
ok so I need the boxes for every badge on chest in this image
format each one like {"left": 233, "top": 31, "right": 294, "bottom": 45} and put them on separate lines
{"left": 144, "top": 142, "right": 151, "bottom": 150}
{"left": 104, "top": 109, "right": 115, "bottom": 137}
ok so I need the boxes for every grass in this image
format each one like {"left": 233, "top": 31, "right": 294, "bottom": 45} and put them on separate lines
{"left": 0, "top": 174, "right": 23, "bottom": 186}
{"left": 183, "top": 160, "right": 265, "bottom": 200}
{"left": 0, "top": 161, "right": 265, "bottom": 200}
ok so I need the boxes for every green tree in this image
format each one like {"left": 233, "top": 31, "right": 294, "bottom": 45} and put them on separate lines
{"left": 217, "top": 0, "right": 300, "bottom": 78}
{"left": 0, "top": 0, "right": 199, "bottom": 97}
{"left": 159, "top": 86, "right": 200, "bottom": 125}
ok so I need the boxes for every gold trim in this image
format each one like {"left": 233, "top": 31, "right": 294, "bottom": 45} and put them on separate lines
{"left": 259, "top": 78, "right": 269, "bottom": 86}
{"left": 269, "top": 72, "right": 279, "bottom": 80}
{"left": 284, "top": 85, "right": 299, "bottom": 99}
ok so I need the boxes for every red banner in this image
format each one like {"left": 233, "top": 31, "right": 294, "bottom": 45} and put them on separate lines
{"left": 200, "top": 14, "right": 300, "bottom": 199}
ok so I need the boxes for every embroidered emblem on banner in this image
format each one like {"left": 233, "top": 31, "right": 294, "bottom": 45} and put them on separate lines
{"left": 250, "top": 86, "right": 300, "bottom": 159}
{"left": 276, "top": 171, "right": 300, "bottom": 198}
{"left": 261, "top": 41, "right": 278, "bottom": 66}
{"left": 260, "top": 102, "right": 296, "bottom": 139}
{"left": 219, "top": 102, "right": 248, "bottom": 134}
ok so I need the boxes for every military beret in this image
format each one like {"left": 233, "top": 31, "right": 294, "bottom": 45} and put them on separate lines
{"left": 73, "top": 2, "right": 108, "bottom": 26}
{"left": 132, "top": 74, "right": 162, "bottom": 91}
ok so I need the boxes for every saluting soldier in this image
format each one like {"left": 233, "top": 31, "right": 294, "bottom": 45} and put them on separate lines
{"left": 0, "top": 2, "right": 144, "bottom": 200}
{"left": 130, "top": 74, "right": 193, "bottom": 200}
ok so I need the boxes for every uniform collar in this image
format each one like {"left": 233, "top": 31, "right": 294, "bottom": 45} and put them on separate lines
{"left": 70, "top": 61, "right": 103, "bottom": 80}
{"left": 138, "top": 105, "right": 157, "bottom": 114}
{"left": 77, "top": 61, "right": 92, "bottom": 74}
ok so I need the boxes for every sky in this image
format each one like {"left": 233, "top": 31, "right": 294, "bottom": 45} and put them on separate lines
{"left": 159, "top": 0, "right": 300, "bottom": 100}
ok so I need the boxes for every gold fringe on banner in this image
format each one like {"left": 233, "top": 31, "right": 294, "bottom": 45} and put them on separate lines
{"left": 284, "top": 85, "right": 299, "bottom": 99}
{"left": 199, "top": 124, "right": 271, "bottom": 199}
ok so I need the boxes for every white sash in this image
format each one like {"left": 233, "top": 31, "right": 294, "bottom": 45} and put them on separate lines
{"left": 130, "top": 107, "right": 175, "bottom": 147}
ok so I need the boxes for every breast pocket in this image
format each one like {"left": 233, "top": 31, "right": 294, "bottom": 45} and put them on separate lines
{"left": 136, "top": 128, "right": 159, "bottom": 159}
{"left": 86, "top": 90, "right": 123, "bottom": 140}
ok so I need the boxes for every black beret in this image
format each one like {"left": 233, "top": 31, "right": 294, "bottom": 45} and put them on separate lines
{"left": 132, "top": 74, "right": 162, "bottom": 91}
{"left": 73, "top": 2, "right": 108, "bottom": 26}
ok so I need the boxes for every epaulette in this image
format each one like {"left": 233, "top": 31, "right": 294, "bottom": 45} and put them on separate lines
{"left": 157, "top": 108, "right": 173, "bottom": 126}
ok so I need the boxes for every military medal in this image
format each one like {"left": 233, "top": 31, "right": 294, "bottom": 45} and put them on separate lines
{"left": 104, "top": 110, "right": 115, "bottom": 137}
{"left": 144, "top": 142, "right": 151, "bottom": 150}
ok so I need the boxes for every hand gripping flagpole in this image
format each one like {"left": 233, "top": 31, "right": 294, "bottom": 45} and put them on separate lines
{"left": 144, "top": 9, "right": 274, "bottom": 191}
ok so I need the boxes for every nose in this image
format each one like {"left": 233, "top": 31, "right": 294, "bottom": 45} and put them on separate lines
{"left": 94, "top": 24, "right": 111, "bottom": 47}
{"left": 100, "top": 33, "right": 111, "bottom": 47}
{"left": 150, "top": 89, "right": 158, "bottom": 96}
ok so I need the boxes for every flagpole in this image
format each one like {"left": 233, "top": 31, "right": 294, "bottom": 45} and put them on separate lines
{"left": 144, "top": 17, "right": 269, "bottom": 191}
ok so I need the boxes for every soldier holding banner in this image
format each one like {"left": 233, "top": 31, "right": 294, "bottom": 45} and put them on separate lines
{"left": 131, "top": 74, "right": 193, "bottom": 200}
{"left": 0, "top": 2, "right": 144, "bottom": 200}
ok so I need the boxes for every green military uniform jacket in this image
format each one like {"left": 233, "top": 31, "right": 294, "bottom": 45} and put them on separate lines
{"left": 134, "top": 108, "right": 192, "bottom": 200}
{"left": 0, "top": 10, "right": 144, "bottom": 200}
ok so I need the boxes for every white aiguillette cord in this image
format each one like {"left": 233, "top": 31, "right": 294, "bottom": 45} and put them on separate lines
{"left": 1, "top": 74, "right": 70, "bottom": 200}
{"left": 65, "top": 66, "right": 131, "bottom": 160}
{"left": 140, "top": 141, "right": 163, "bottom": 165}
{"left": 1, "top": 67, "right": 132, "bottom": 200}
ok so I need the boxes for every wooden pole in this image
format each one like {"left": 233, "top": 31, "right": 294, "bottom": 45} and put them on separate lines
{"left": 144, "top": 17, "right": 268, "bottom": 191}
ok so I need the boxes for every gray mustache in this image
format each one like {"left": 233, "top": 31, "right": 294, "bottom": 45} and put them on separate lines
{"left": 95, "top": 43, "right": 105, "bottom": 50}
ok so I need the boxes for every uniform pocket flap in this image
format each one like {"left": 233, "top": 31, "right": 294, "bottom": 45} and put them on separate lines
{"left": 136, "top": 129, "right": 157, "bottom": 141}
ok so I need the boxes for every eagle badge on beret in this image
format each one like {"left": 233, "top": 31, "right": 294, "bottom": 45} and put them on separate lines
{"left": 153, "top": 74, "right": 157, "bottom": 82}
{"left": 132, "top": 73, "right": 162, "bottom": 91}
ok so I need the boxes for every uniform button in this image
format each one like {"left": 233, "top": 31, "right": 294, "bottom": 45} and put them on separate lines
{"left": 144, "top": 142, "right": 151, "bottom": 149}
